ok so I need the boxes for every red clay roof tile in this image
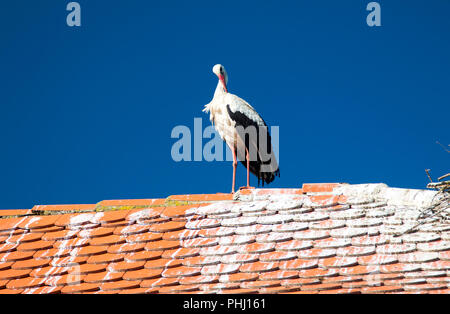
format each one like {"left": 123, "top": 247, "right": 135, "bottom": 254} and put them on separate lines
{"left": 0, "top": 186, "right": 448, "bottom": 294}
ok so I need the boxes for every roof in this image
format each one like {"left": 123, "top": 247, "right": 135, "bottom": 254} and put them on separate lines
{"left": 0, "top": 183, "right": 448, "bottom": 294}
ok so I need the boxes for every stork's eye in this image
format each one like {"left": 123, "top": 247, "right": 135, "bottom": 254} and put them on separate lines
{"left": 220, "top": 68, "right": 224, "bottom": 74}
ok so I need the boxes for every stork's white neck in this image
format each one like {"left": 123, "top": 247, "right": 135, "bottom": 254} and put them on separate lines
{"left": 214, "top": 79, "right": 227, "bottom": 98}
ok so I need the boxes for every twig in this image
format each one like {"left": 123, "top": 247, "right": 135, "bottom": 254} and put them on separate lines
{"left": 436, "top": 141, "right": 450, "bottom": 153}
{"left": 425, "top": 169, "right": 433, "bottom": 183}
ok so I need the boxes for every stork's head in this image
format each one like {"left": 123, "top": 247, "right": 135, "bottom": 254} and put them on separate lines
{"left": 212, "top": 64, "right": 228, "bottom": 93}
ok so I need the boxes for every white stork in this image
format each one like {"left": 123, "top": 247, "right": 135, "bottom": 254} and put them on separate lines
{"left": 203, "top": 64, "right": 280, "bottom": 193}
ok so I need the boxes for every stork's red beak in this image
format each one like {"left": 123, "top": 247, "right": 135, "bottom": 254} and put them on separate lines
{"left": 219, "top": 74, "right": 228, "bottom": 93}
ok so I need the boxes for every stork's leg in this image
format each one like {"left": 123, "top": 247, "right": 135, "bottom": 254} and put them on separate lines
{"left": 230, "top": 145, "right": 237, "bottom": 194}
{"left": 239, "top": 148, "right": 255, "bottom": 190}
{"left": 246, "top": 148, "right": 250, "bottom": 187}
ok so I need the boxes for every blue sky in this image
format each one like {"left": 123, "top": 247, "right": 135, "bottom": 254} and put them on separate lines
{"left": 0, "top": 1, "right": 448, "bottom": 209}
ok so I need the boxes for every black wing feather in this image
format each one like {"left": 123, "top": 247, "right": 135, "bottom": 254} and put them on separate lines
{"left": 226, "top": 105, "right": 280, "bottom": 186}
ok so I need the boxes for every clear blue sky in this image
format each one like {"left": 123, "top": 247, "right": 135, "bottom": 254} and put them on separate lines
{"left": 0, "top": 1, "right": 448, "bottom": 209}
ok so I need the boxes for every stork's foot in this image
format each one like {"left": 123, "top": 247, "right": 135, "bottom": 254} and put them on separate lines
{"left": 239, "top": 186, "right": 255, "bottom": 190}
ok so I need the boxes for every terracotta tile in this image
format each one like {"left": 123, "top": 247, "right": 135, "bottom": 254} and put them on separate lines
{"left": 256, "top": 233, "right": 293, "bottom": 243}
{"left": 32, "top": 204, "right": 96, "bottom": 212}
{"left": 308, "top": 195, "right": 340, "bottom": 208}
{"left": 22, "top": 285, "right": 62, "bottom": 294}
{"left": 140, "top": 277, "right": 179, "bottom": 288}
{"left": 17, "top": 216, "right": 59, "bottom": 230}
{"left": 108, "top": 261, "right": 145, "bottom": 273}
{"left": 144, "top": 259, "right": 182, "bottom": 270}
{"left": 86, "top": 253, "right": 124, "bottom": 264}
{"left": 421, "top": 260, "right": 450, "bottom": 271}
{"left": 53, "top": 237, "right": 89, "bottom": 249}
{"left": 0, "top": 243, "right": 18, "bottom": 253}
{"left": 42, "top": 229, "right": 78, "bottom": 241}
{"left": 0, "top": 217, "right": 27, "bottom": 232}
{"left": 181, "top": 237, "right": 218, "bottom": 248}
{"left": 201, "top": 264, "right": 240, "bottom": 276}
{"left": 318, "top": 288, "right": 360, "bottom": 294}
{"left": 33, "top": 248, "right": 71, "bottom": 260}
{"left": 6, "top": 232, "right": 44, "bottom": 244}
{"left": 199, "top": 282, "right": 241, "bottom": 291}
{"left": 68, "top": 263, "right": 106, "bottom": 275}
{"left": 11, "top": 258, "right": 49, "bottom": 270}
{"left": 6, "top": 277, "right": 46, "bottom": 290}
{"left": 322, "top": 276, "right": 364, "bottom": 284}
{"left": 123, "top": 268, "right": 163, "bottom": 281}
{"left": 0, "top": 262, "right": 13, "bottom": 271}
{"left": 379, "top": 263, "right": 422, "bottom": 274}
{"left": 198, "top": 227, "right": 235, "bottom": 238}
{"left": 298, "top": 268, "right": 339, "bottom": 278}
{"left": 240, "top": 261, "right": 279, "bottom": 273}
{"left": 168, "top": 193, "right": 233, "bottom": 202}
{"left": 124, "top": 250, "right": 162, "bottom": 263}
{"left": 259, "top": 270, "right": 298, "bottom": 281}
{"left": 0, "top": 209, "right": 32, "bottom": 217}
{"left": 309, "top": 220, "right": 346, "bottom": 230}
{"left": 336, "top": 246, "right": 376, "bottom": 257}
{"left": 259, "top": 251, "right": 297, "bottom": 262}
{"left": 30, "top": 266, "right": 70, "bottom": 278}
{"left": 78, "top": 227, "right": 114, "bottom": 239}
{"left": 158, "top": 284, "right": 200, "bottom": 294}
{"left": 83, "top": 271, "right": 124, "bottom": 283}
{"left": 298, "top": 248, "right": 336, "bottom": 259}
{"left": 341, "top": 280, "right": 381, "bottom": 289}
{"left": 220, "top": 253, "right": 259, "bottom": 264}
{"left": 398, "top": 252, "right": 439, "bottom": 264}
{"left": 200, "top": 246, "right": 237, "bottom": 257}
{"left": 339, "top": 265, "right": 380, "bottom": 276}
{"left": 1, "top": 251, "right": 34, "bottom": 262}
{"left": 43, "top": 273, "right": 83, "bottom": 286}
{"left": 93, "top": 210, "right": 130, "bottom": 224}
{"left": 300, "top": 283, "right": 342, "bottom": 291}
{"left": 114, "top": 224, "right": 149, "bottom": 236}
{"left": 376, "top": 244, "right": 416, "bottom": 255}
{"left": 100, "top": 221, "right": 130, "bottom": 228}
{"left": 149, "top": 221, "right": 186, "bottom": 233}
{"left": 161, "top": 205, "right": 197, "bottom": 219}
{"left": 302, "top": 183, "right": 340, "bottom": 193}
{"left": 219, "top": 273, "right": 259, "bottom": 283}
{"left": 61, "top": 283, "right": 99, "bottom": 294}
{"left": 417, "top": 240, "right": 450, "bottom": 252}
{"left": 241, "top": 280, "right": 281, "bottom": 289}
{"left": 107, "top": 242, "right": 145, "bottom": 254}
{"left": 271, "top": 222, "right": 309, "bottom": 233}
{"left": 55, "top": 213, "right": 96, "bottom": 227}
{"left": 117, "top": 287, "right": 156, "bottom": 294}
{"left": 99, "top": 198, "right": 165, "bottom": 208}
{"left": 179, "top": 275, "right": 219, "bottom": 285}
{"left": 0, "top": 229, "right": 25, "bottom": 236}
{"left": 126, "top": 232, "right": 162, "bottom": 244}
{"left": 162, "top": 266, "right": 202, "bottom": 278}
{"left": 0, "top": 268, "right": 31, "bottom": 280}
{"left": 361, "top": 285, "right": 404, "bottom": 294}
{"left": 0, "top": 289, "right": 24, "bottom": 294}
{"left": 279, "top": 259, "right": 318, "bottom": 271}
{"left": 89, "top": 235, "right": 126, "bottom": 246}
{"left": 50, "top": 256, "right": 88, "bottom": 267}
{"left": 17, "top": 240, "right": 54, "bottom": 252}
{"left": 186, "top": 218, "right": 222, "bottom": 230}
{"left": 438, "top": 251, "right": 450, "bottom": 261}
{"left": 162, "top": 229, "right": 200, "bottom": 241}
{"left": 219, "top": 287, "right": 259, "bottom": 294}
{"left": 237, "top": 242, "right": 275, "bottom": 254}
{"left": 161, "top": 247, "right": 200, "bottom": 259}
{"left": 293, "top": 230, "right": 330, "bottom": 241}
{"left": 274, "top": 240, "right": 312, "bottom": 252}
{"left": 319, "top": 257, "right": 358, "bottom": 268}
{"left": 357, "top": 254, "right": 398, "bottom": 266}
{"left": 182, "top": 256, "right": 221, "bottom": 267}
{"left": 126, "top": 207, "right": 163, "bottom": 222}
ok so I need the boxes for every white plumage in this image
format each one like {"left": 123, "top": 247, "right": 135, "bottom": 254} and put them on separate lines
{"left": 203, "top": 64, "right": 280, "bottom": 193}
